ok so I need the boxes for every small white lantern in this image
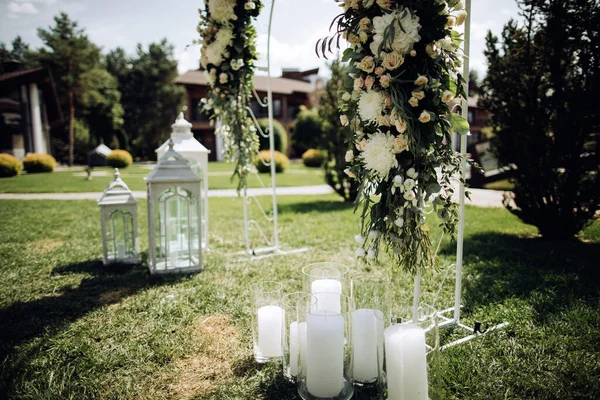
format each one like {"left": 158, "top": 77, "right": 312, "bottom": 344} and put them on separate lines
{"left": 146, "top": 140, "right": 203, "bottom": 275}
{"left": 156, "top": 112, "right": 210, "bottom": 250}
{"left": 97, "top": 168, "right": 140, "bottom": 265}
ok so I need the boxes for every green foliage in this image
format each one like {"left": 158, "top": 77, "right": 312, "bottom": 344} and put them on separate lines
{"left": 292, "top": 105, "right": 323, "bottom": 156}
{"left": 256, "top": 118, "right": 288, "bottom": 154}
{"left": 0, "top": 154, "right": 23, "bottom": 178}
{"left": 105, "top": 41, "right": 185, "bottom": 160}
{"left": 35, "top": 13, "right": 101, "bottom": 166}
{"left": 302, "top": 149, "right": 327, "bottom": 168}
{"left": 318, "top": 60, "right": 359, "bottom": 202}
{"left": 480, "top": 0, "right": 600, "bottom": 239}
{"left": 0, "top": 36, "right": 36, "bottom": 72}
{"left": 23, "top": 153, "right": 56, "bottom": 173}
{"left": 254, "top": 150, "right": 289, "bottom": 173}
{"left": 81, "top": 68, "right": 124, "bottom": 147}
{"left": 106, "top": 149, "right": 132, "bottom": 168}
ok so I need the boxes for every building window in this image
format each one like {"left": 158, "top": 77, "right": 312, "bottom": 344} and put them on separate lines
{"left": 250, "top": 99, "right": 281, "bottom": 118}
{"left": 191, "top": 99, "right": 209, "bottom": 122}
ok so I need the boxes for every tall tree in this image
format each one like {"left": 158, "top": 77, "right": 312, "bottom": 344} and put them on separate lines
{"left": 318, "top": 60, "right": 359, "bottom": 202}
{"left": 36, "top": 13, "right": 100, "bottom": 165}
{"left": 480, "top": 0, "right": 600, "bottom": 239}
{"left": 0, "top": 36, "right": 36, "bottom": 72}
{"left": 107, "top": 40, "right": 184, "bottom": 159}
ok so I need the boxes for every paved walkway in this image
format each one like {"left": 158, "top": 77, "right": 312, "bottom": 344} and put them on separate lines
{"left": 0, "top": 185, "right": 508, "bottom": 207}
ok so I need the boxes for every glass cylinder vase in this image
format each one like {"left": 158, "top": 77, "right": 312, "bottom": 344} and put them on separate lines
{"left": 297, "top": 293, "right": 355, "bottom": 400}
{"left": 350, "top": 273, "right": 391, "bottom": 393}
{"left": 282, "top": 292, "right": 317, "bottom": 382}
{"left": 302, "top": 262, "right": 349, "bottom": 313}
{"left": 250, "top": 281, "right": 284, "bottom": 363}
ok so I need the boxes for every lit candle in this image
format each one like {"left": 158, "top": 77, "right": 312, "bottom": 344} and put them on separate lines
{"left": 117, "top": 242, "right": 126, "bottom": 259}
{"left": 352, "top": 308, "right": 384, "bottom": 383}
{"left": 311, "top": 279, "right": 342, "bottom": 313}
{"left": 384, "top": 324, "right": 428, "bottom": 400}
{"left": 257, "top": 305, "right": 283, "bottom": 358}
{"left": 306, "top": 310, "right": 344, "bottom": 397}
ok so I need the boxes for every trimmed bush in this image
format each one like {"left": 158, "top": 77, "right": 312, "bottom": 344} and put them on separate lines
{"left": 0, "top": 153, "right": 23, "bottom": 178}
{"left": 254, "top": 150, "right": 289, "bottom": 173}
{"left": 302, "top": 149, "right": 327, "bottom": 168}
{"left": 106, "top": 149, "right": 133, "bottom": 168}
{"left": 23, "top": 153, "right": 57, "bottom": 173}
{"left": 256, "top": 118, "right": 288, "bottom": 154}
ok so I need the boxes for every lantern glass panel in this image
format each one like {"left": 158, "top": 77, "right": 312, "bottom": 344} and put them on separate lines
{"left": 107, "top": 209, "right": 135, "bottom": 262}
{"left": 155, "top": 187, "right": 200, "bottom": 271}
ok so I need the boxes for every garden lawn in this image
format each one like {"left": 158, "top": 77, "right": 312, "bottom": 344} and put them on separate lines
{"left": 0, "top": 161, "right": 325, "bottom": 193}
{"left": 0, "top": 195, "right": 599, "bottom": 399}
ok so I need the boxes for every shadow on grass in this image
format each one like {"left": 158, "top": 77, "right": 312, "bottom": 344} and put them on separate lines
{"left": 0, "top": 255, "right": 186, "bottom": 363}
{"left": 278, "top": 199, "right": 354, "bottom": 215}
{"left": 454, "top": 232, "right": 600, "bottom": 322}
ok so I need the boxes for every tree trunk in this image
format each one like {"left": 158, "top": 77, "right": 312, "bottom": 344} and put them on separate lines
{"left": 68, "top": 89, "right": 74, "bottom": 166}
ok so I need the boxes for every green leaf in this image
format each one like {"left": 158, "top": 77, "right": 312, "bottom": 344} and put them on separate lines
{"left": 449, "top": 113, "right": 470, "bottom": 135}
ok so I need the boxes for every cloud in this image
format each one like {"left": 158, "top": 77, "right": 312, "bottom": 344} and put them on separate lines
{"left": 7, "top": 1, "right": 39, "bottom": 15}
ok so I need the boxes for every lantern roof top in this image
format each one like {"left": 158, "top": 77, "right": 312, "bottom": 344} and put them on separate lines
{"left": 97, "top": 168, "right": 138, "bottom": 206}
{"left": 146, "top": 140, "right": 201, "bottom": 183}
{"left": 155, "top": 112, "right": 210, "bottom": 155}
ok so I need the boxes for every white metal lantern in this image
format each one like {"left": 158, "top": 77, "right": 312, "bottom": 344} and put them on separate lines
{"left": 156, "top": 112, "right": 210, "bottom": 250}
{"left": 146, "top": 140, "right": 203, "bottom": 275}
{"left": 97, "top": 168, "right": 140, "bottom": 265}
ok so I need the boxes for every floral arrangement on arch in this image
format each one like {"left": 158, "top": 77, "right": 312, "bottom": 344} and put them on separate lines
{"left": 198, "top": 0, "right": 263, "bottom": 191}
{"left": 320, "top": 0, "right": 470, "bottom": 275}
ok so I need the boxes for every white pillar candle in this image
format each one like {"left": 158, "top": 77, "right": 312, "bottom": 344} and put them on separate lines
{"left": 169, "top": 250, "right": 179, "bottom": 267}
{"left": 257, "top": 305, "right": 283, "bottom": 358}
{"left": 306, "top": 310, "right": 345, "bottom": 397}
{"left": 289, "top": 321, "right": 299, "bottom": 377}
{"left": 311, "top": 279, "right": 342, "bottom": 313}
{"left": 117, "top": 242, "right": 126, "bottom": 259}
{"left": 384, "top": 324, "right": 428, "bottom": 400}
{"left": 352, "top": 309, "right": 384, "bottom": 383}
{"left": 298, "top": 321, "right": 307, "bottom": 373}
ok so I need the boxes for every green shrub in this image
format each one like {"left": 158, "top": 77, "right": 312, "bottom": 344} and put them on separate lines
{"left": 0, "top": 153, "right": 23, "bottom": 177}
{"left": 292, "top": 105, "right": 323, "bottom": 156}
{"left": 106, "top": 149, "right": 133, "bottom": 168}
{"left": 254, "top": 150, "right": 289, "bottom": 173}
{"left": 302, "top": 149, "right": 327, "bottom": 168}
{"left": 256, "top": 118, "right": 288, "bottom": 154}
{"left": 23, "top": 153, "right": 56, "bottom": 173}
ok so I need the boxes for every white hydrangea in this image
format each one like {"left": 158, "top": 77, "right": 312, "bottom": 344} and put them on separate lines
{"left": 208, "top": 0, "right": 237, "bottom": 23}
{"left": 370, "top": 9, "right": 422, "bottom": 56}
{"left": 214, "top": 27, "right": 234, "bottom": 50}
{"left": 359, "top": 130, "right": 398, "bottom": 180}
{"left": 358, "top": 90, "right": 386, "bottom": 124}
{"left": 205, "top": 42, "right": 224, "bottom": 66}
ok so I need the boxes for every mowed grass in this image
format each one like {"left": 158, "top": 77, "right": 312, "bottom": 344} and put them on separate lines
{"left": 0, "top": 196, "right": 599, "bottom": 399}
{"left": 0, "top": 161, "right": 325, "bottom": 193}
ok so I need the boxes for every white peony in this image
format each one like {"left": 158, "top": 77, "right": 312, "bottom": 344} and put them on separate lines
{"left": 358, "top": 90, "right": 386, "bottom": 124}
{"left": 208, "top": 0, "right": 237, "bottom": 23}
{"left": 359, "top": 130, "right": 398, "bottom": 180}
{"left": 370, "top": 9, "right": 421, "bottom": 56}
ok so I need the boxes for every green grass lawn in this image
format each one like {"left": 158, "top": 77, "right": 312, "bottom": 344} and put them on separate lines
{"left": 0, "top": 161, "right": 325, "bottom": 193}
{"left": 0, "top": 196, "right": 599, "bottom": 399}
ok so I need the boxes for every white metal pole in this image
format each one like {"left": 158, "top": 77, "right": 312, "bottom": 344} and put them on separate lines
{"left": 453, "top": 0, "right": 471, "bottom": 324}
{"left": 266, "top": 0, "right": 279, "bottom": 251}
{"left": 412, "top": 273, "right": 421, "bottom": 323}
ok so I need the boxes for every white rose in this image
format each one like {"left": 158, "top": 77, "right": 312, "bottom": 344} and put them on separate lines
{"left": 404, "top": 178, "right": 416, "bottom": 191}
{"left": 393, "top": 175, "right": 404, "bottom": 187}
{"left": 345, "top": 150, "right": 354, "bottom": 162}
{"left": 244, "top": 1, "right": 256, "bottom": 10}
{"left": 442, "top": 90, "right": 454, "bottom": 103}
{"left": 342, "top": 92, "right": 352, "bottom": 101}
{"left": 414, "top": 75, "right": 428, "bottom": 86}
{"left": 419, "top": 110, "right": 432, "bottom": 123}
{"left": 407, "top": 167, "right": 418, "bottom": 179}
{"left": 404, "top": 190, "right": 416, "bottom": 202}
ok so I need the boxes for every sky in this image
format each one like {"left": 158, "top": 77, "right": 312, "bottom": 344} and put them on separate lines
{"left": 0, "top": 0, "right": 521, "bottom": 78}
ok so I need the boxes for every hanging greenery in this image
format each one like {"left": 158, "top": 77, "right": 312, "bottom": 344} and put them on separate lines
{"left": 320, "top": 0, "right": 470, "bottom": 275}
{"left": 198, "top": 0, "right": 263, "bottom": 191}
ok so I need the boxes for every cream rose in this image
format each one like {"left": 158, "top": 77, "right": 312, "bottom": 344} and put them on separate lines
{"left": 456, "top": 11, "right": 467, "bottom": 26}
{"left": 382, "top": 51, "right": 404, "bottom": 70}
{"left": 357, "top": 56, "right": 375, "bottom": 73}
{"left": 409, "top": 97, "right": 419, "bottom": 107}
{"left": 445, "top": 16, "right": 456, "bottom": 28}
{"left": 419, "top": 110, "right": 432, "bottom": 123}
{"left": 412, "top": 91, "right": 425, "bottom": 100}
{"left": 359, "top": 17, "right": 371, "bottom": 31}
{"left": 354, "top": 77, "right": 364, "bottom": 91}
{"left": 376, "top": 0, "right": 392, "bottom": 9}
{"left": 365, "top": 75, "right": 375, "bottom": 90}
{"left": 374, "top": 66, "right": 384, "bottom": 76}
{"left": 393, "top": 135, "right": 408, "bottom": 153}
{"left": 340, "top": 114, "right": 349, "bottom": 126}
{"left": 219, "top": 73, "right": 228, "bottom": 84}
{"left": 395, "top": 118, "right": 407, "bottom": 134}
{"left": 414, "top": 75, "right": 428, "bottom": 86}
{"left": 345, "top": 150, "right": 354, "bottom": 162}
{"left": 380, "top": 74, "right": 391, "bottom": 88}
{"left": 441, "top": 90, "right": 454, "bottom": 103}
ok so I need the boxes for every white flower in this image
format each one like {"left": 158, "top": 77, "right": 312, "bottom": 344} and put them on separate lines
{"left": 393, "top": 175, "right": 404, "bottom": 187}
{"left": 340, "top": 114, "right": 349, "bottom": 126}
{"left": 393, "top": 135, "right": 408, "bottom": 153}
{"left": 404, "top": 190, "right": 416, "bottom": 202}
{"left": 230, "top": 58, "right": 245, "bottom": 71}
{"left": 205, "top": 68, "right": 217, "bottom": 86}
{"left": 359, "top": 130, "right": 398, "bottom": 180}
{"left": 394, "top": 217, "right": 404, "bottom": 227}
{"left": 215, "top": 28, "right": 234, "bottom": 49}
{"left": 356, "top": 56, "right": 375, "bottom": 73}
{"left": 344, "top": 168, "right": 356, "bottom": 178}
{"left": 456, "top": 11, "right": 467, "bottom": 26}
{"left": 355, "top": 234, "right": 365, "bottom": 244}
{"left": 356, "top": 247, "right": 366, "bottom": 257}
{"left": 368, "top": 230, "right": 380, "bottom": 239}
{"left": 407, "top": 167, "right": 418, "bottom": 179}
{"left": 442, "top": 90, "right": 454, "bottom": 103}
{"left": 367, "top": 249, "right": 376, "bottom": 260}
{"left": 419, "top": 110, "right": 432, "bottom": 123}
{"left": 342, "top": 92, "right": 352, "bottom": 101}
{"left": 208, "top": 0, "right": 237, "bottom": 23}
{"left": 219, "top": 73, "right": 228, "bottom": 84}
{"left": 345, "top": 150, "right": 354, "bottom": 162}
{"left": 205, "top": 42, "right": 224, "bottom": 66}
{"left": 354, "top": 77, "right": 364, "bottom": 91}
{"left": 358, "top": 90, "right": 386, "bottom": 124}
{"left": 244, "top": 1, "right": 256, "bottom": 10}
{"left": 404, "top": 178, "right": 416, "bottom": 191}
{"left": 370, "top": 9, "right": 421, "bottom": 56}
{"left": 414, "top": 75, "right": 428, "bottom": 86}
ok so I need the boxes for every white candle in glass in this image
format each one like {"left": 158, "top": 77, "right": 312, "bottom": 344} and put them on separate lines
{"left": 352, "top": 308, "right": 384, "bottom": 383}
{"left": 289, "top": 321, "right": 299, "bottom": 377}
{"left": 306, "top": 310, "right": 345, "bottom": 397}
{"left": 117, "top": 242, "right": 126, "bottom": 259}
{"left": 257, "top": 305, "right": 283, "bottom": 358}
{"left": 384, "top": 324, "right": 428, "bottom": 400}
{"left": 311, "top": 279, "right": 342, "bottom": 313}
{"left": 298, "top": 321, "right": 307, "bottom": 372}
{"left": 169, "top": 250, "right": 178, "bottom": 267}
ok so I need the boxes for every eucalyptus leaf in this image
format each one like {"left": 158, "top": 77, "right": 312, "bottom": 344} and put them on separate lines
{"left": 449, "top": 113, "right": 470, "bottom": 135}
